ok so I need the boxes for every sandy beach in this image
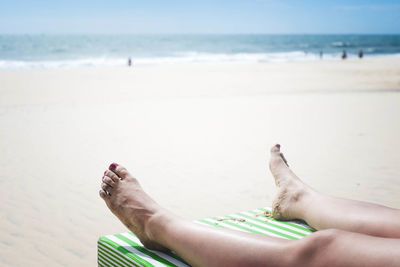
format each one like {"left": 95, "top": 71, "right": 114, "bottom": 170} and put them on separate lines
{"left": 1, "top": 57, "right": 400, "bottom": 266}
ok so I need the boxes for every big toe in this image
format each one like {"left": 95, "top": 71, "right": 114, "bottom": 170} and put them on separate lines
{"left": 269, "top": 144, "right": 289, "bottom": 170}
{"left": 270, "top": 144, "right": 281, "bottom": 154}
{"left": 109, "top": 163, "right": 131, "bottom": 180}
{"left": 270, "top": 144, "right": 284, "bottom": 163}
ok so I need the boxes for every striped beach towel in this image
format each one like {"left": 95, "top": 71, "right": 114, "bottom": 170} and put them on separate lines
{"left": 97, "top": 207, "right": 315, "bottom": 266}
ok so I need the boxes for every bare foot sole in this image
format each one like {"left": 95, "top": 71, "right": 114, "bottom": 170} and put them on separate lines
{"left": 269, "top": 144, "right": 311, "bottom": 220}
{"left": 99, "top": 163, "right": 168, "bottom": 251}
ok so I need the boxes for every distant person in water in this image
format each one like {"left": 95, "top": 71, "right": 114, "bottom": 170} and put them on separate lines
{"left": 100, "top": 144, "right": 400, "bottom": 267}
{"left": 128, "top": 58, "right": 132, "bottom": 67}
{"left": 320, "top": 51, "right": 323, "bottom": 59}
{"left": 359, "top": 50, "right": 364, "bottom": 59}
{"left": 342, "top": 50, "right": 347, "bottom": 60}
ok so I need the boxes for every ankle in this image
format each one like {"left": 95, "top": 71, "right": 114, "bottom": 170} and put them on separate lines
{"left": 291, "top": 186, "right": 316, "bottom": 218}
{"left": 145, "top": 209, "right": 176, "bottom": 244}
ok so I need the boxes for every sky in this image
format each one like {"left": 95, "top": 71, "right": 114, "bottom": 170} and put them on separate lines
{"left": 0, "top": 0, "right": 399, "bottom": 34}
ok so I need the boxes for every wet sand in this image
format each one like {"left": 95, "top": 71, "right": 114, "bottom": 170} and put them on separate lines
{"left": 0, "top": 57, "right": 400, "bottom": 266}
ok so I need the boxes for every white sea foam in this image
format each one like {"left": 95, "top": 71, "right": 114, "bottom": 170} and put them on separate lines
{"left": 332, "top": 41, "right": 345, "bottom": 47}
{"left": 0, "top": 52, "right": 325, "bottom": 70}
{"left": 0, "top": 51, "right": 398, "bottom": 70}
{"left": 0, "top": 57, "right": 126, "bottom": 70}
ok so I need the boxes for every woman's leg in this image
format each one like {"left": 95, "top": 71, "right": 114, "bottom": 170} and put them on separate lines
{"left": 100, "top": 163, "right": 400, "bottom": 267}
{"left": 269, "top": 144, "right": 400, "bottom": 238}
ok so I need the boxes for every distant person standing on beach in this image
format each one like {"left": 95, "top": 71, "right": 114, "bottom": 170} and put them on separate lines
{"left": 342, "top": 50, "right": 347, "bottom": 60}
{"left": 359, "top": 50, "right": 363, "bottom": 59}
{"left": 128, "top": 58, "right": 132, "bottom": 67}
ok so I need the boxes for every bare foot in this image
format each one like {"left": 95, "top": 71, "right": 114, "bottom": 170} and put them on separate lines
{"left": 269, "top": 144, "right": 311, "bottom": 220}
{"left": 99, "top": 163, "right": 168, "bottom": 251}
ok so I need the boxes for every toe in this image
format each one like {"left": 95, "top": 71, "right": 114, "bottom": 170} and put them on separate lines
{"left": 109, "top": 163, "right": 130, "bottom": 180}
{"left": 270, "top": 144, "right": 281, "bottom": 154}
{"left": 105, "top": 170, "right": 119, "bottom": 183}
{"left": 269, "top": 144, "right": 289, "bottom": 171}
{"left": 101, "top": 182, "right": 113, "bottom": 194}
{"left": 270, "top": 144, "right": 288, "bottom": 165}
{"left": 99, "top": 189, "right": 109, "bottom": 199}
{"left": 103, "top": 176, "right": 115, "bottom": 187}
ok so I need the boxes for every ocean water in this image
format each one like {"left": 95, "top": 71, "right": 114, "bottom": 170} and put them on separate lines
{"left": 0, "top": 34, "right": 399, "bottom": 70}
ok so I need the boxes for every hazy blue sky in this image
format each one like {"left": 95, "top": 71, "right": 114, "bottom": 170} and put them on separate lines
{"left": 0, "top": 0, "right": 399, "bottom": 34}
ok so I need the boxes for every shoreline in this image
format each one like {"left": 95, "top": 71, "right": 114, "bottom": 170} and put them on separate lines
{"left": 1, "top": 53, "right": 400, "bottom": 72}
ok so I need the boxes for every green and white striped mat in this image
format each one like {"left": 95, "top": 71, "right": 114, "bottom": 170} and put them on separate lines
{"left": 97, "top": 207, "right": 315, "bottom": 266}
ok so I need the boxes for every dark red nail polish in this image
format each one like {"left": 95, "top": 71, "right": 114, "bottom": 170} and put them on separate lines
{"left": 104, "top": 170, "right": 107, "bottom": 175}
{"left": 276, "top": 144, "right": 281, "bottom": 149}
{"left": 109, "top": 163, "right": 118, "bottom": 170}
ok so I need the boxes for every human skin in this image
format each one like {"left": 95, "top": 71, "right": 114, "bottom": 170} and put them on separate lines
{"left": 268, "top": 145, "right": 400, "bottom": 239}
{"left": 100, "top": 145, "right": 400, "bottom": 267}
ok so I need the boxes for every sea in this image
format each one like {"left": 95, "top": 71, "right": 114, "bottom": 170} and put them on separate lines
{"left": 0, "top": 34, "right": 399, "bottom": 70}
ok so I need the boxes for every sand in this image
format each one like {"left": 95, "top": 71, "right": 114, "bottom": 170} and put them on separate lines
{"left": 0, "top": 57, "right": 400, "bottom": 266}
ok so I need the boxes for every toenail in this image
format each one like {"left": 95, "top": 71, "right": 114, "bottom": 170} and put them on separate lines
{"left": 109, "top": 163, "right": 118, "bottom": 170}
{"left": 104, "top": 170, "right": 107, "bottom": 175}
{"left": 276, "top": 144, "right": 281, "bottom": 149}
